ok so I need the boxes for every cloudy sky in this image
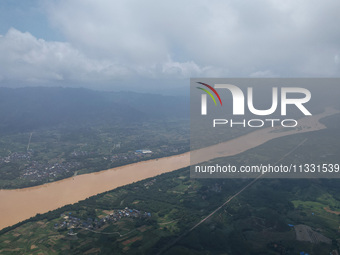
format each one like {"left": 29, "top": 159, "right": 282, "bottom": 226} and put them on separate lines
{"left": 0, "top": 0, "right": 339, "bottom": 93}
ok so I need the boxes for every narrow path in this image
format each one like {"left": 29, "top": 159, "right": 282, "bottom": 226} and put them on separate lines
{"left": 27, "top": 132, "right": 33, "bottom": 151}
{"left": 77, "top": 226, "right": 136, "bottom": 237}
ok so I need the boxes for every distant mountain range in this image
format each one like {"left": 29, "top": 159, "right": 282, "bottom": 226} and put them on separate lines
{"left": 1, "top": 82, "right": 339, "bottom": 134}
{"left": 0, "top": 87, "right": 189, "bottom": 133}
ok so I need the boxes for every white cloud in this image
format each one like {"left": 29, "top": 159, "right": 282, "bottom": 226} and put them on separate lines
{"left": 249, "top": 70, "right": 278, "bottom": 78}
{"left": 44, "top": 0, "right": 340, "bottom": 78}
{"left": 0, "top": 28, "right": 131, "bottom": 85}
{"left": 1, "top": 0, "right": 340, "bottom": 89}
{"left": 0, "top": 27, "right": 211, "bottom": 89}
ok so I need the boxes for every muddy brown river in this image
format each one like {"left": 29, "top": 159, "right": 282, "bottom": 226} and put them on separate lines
{"left": 0, "top": 109, "right": 337, "bottom": 230}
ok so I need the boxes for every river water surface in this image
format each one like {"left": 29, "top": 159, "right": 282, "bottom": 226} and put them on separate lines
{"left": 0, "top": 109, "right": 337, "bottom": 230}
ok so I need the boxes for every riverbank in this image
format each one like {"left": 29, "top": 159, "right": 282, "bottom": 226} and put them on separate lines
{"left": 0, "top": 108, "right": 337, "bottom": 230}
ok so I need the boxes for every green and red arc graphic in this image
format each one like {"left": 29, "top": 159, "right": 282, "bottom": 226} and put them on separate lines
{"left": 196, "top": 82, "right": 222, "bottom": 106}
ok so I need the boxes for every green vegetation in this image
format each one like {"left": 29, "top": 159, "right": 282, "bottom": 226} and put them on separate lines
{"left": 0, "top": 120, "right": 189, "bottom": 189}
{"left": 0, "top": 87, "right": 190, "bottom": 189}
{"left": 1, "top": 123, "right": 339, "bottom": 254}
{"left": 0, "top": 88, "right": 339, "bottom": 254}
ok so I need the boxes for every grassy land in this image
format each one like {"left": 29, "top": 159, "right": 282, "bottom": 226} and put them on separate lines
{"left": 1, "top": 122, "right": 339, "bottom": 254}
{"left": 0, "top": 119, "right": 190, "bottom": 189}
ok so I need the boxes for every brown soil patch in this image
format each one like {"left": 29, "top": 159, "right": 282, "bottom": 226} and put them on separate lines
{"left": 137, "top": 225, "right": 152, "bottom": 232}
{"left": 122, "top": 236, "right": 142, "bottom": 246}
{"left": 324, "top": 207, "right": 340, "bottom": 215}
{"left": 102, "top": 210, "right": 114, "bottom": 215}
{"left": 0, "top": 248, "right": 22, "bottom": 252}
{"left": 84, "top": 247, "right": 101, "bottom": 254}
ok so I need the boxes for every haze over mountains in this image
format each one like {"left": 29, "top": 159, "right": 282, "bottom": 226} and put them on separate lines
{"left": 0, "top": 87, "right": 189, "bottom": 133}
{"left": 1, "top": 80, "right": 339, "bottom": 134}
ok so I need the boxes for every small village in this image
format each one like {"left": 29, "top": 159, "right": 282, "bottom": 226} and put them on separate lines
{"left": 109, "top": 145, "right": 186, "bottom": 164}
{"left": 0, "top": 151, "right": 81, "bottom": 181}
{"left": 54, "top": 208, "right": 152, "bottom": 236}
{"left": 21, "top": 161, "right": 81, "bottom": 180}
{"left": 110, "top": 149, "right": 153, "bottom": 163}
{"left": 0, "top": 151, "right": 32, "bottom": 164}
{"left": 0, "top": 144, "right": 187, "bottom": 184}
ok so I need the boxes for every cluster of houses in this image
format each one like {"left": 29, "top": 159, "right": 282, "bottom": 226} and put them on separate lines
{"left": 110, "top": 149, "right": 153, "bottom": 163}
{"left": 21, "top": 161, "right": 81, "bottom": 180}
{"left": 55, "top": 208, "right": 152, "bottom": 233}
{"left": 144, "top": 178, "right": 156, "bottom": 188}
{"left": 70, "top": 150, "right": 91, "bottom": 157}
{"left": 2, "top": 144, "right": 187, "bottom": 183}
{"left": 0, "top": 151, "right": 32, "bottom": 164}
{"left": 109, "top": 145, "right": 187, "bottom": 165}
{"left": 135, "top": 150, "right": 152, "bottom": 154}
{"left": 0, "top": 150, "right": 82, "bottom": 182}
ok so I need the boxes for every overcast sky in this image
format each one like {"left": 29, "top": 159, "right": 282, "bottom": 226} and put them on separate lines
{"left": 0, "top": 0, "right": 339, "bottom": 93}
